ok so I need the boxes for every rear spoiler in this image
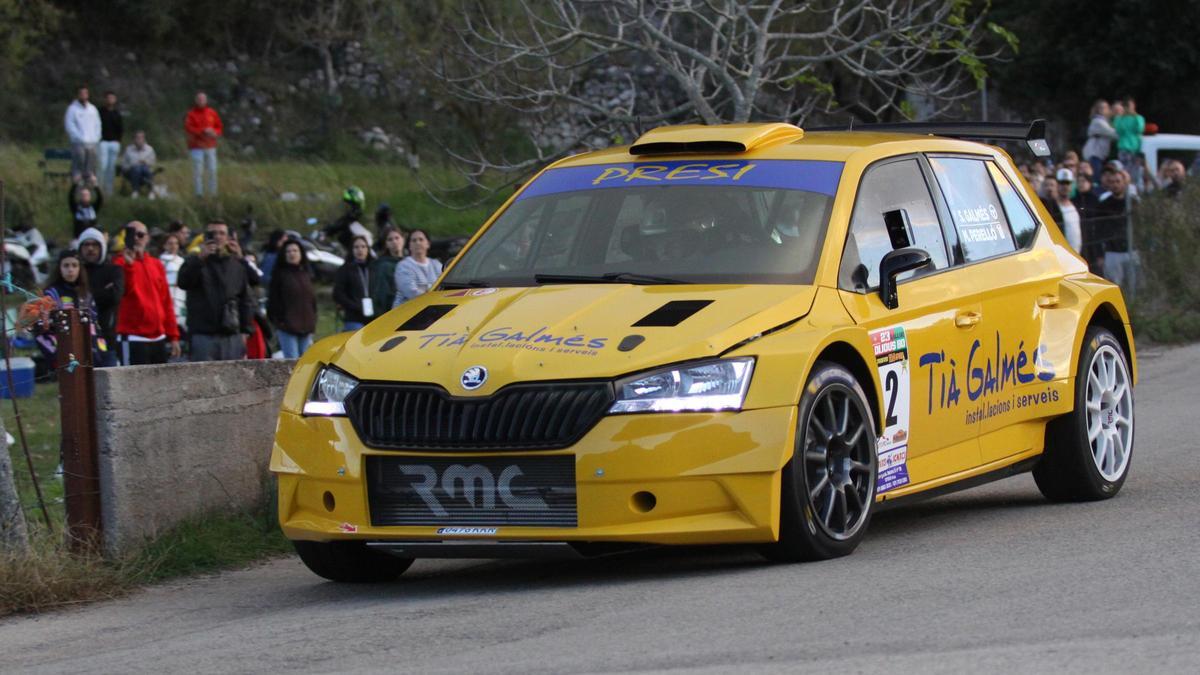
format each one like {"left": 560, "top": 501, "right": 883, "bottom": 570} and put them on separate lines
{"left": 811, "top": 119, "right": 1051, "bottom": 157}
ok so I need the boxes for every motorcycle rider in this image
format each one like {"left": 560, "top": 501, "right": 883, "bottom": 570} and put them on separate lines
{"left": 322, "top": 186, "right": 371, "bottom": 252}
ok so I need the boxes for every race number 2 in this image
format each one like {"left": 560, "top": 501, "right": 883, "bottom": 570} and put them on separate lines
{"left": 871, "top": 326, "right": 911, "bottom": 494}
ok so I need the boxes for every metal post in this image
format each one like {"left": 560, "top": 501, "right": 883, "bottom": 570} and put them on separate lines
{"left": 54, "top": 307, "right": 101, "bottom": 551}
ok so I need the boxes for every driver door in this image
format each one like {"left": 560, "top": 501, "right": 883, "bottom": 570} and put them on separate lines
{"left": 837, "top": 156, "right": 983, "bottom": 497}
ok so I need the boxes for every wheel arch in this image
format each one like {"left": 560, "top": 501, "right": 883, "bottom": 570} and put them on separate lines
{"left": 813, "top": 340, "right": 883, "bottom": 436}
{"left": 1087, "top": 301, "right": 1136, "bottom": 383}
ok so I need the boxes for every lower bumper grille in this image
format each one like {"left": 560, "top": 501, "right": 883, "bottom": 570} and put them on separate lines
{"left": 366, "top": 455, "right": 577, "bottom": 527}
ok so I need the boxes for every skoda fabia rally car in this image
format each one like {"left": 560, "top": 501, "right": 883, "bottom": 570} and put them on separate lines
{"left": 272, "top": 121, "right": 1135, "bottom": 582}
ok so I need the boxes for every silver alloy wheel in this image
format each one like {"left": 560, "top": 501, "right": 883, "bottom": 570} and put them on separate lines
{"left": 1085, "top": 344, "right": 1133, "bottom": 481}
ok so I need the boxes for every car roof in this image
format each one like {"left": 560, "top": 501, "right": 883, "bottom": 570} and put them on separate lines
{"left": 552, "top": 123, "right": 1004, "bottom": 168}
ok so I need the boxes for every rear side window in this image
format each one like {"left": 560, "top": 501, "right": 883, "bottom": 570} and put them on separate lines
{"left": 928, "top": 157, "right": 1016, "bottom": 262}
{"left": 987, "top": 162, "right": 1039, "bottom": 248}
{"left": 839, "top": 158, "right": 948, "bottom": 291}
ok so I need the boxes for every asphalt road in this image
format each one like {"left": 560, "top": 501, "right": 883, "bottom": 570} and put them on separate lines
{"left": 3, "top": 343, "right": 1199, "bottom": 674}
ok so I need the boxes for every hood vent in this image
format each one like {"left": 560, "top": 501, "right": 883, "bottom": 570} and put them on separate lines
{"left": 633, "top": 300, "right": 713, "bottom": 327}
{"left": 397, "top": 304, "right": 456, "bottom": 331}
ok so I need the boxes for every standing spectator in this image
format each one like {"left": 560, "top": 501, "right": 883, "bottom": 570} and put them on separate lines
{"left": 1053, "top": 169, "right": 1082, "bottom": 253}
{"left": 268, "top": 239, "right": 317, "bottom": 358}
{"left": 1082, "top": 100, "right": 1118, "bottom": 178}
{"left": 168, "top": 220, "right": 200, "bottom": 254}
{"left": 69, "top": 184, "right": 103, "bottom": 238}
{"left": 394, "top": 229, "right": 443, "bottom": 306}
{"left": 114, "top": 221, "right": 181, "bottom": 365}
{"left": 97, "top": 91, "right": 123, "bottom": 195}
{"left": 33, "top": 250, "right": 107, "bottom": 365}
{"left": 77, "top": 227, "right": 123, "bottom": 367}
{"left": 64, "top": 86, "right": 101, "bottom": 183}
{"left": 370, "top": 227, "right": 405, "bottom": 312}
{"left": 1113, "top": 97, "right": 1145, "bottom": 186}
{"left": 177, "top": 221, "right": 255, "bottom": 361}
{"left": 159, "top": 233, "right": 187, "bottom": 334}
{"left": 184, "top": 91, "right": 223, "bottom": 197}
{"left": 258, "top": 229, "right": 288, "bottom": 286}
{"left": 333, "top": 235, "right": 375, "bottom": 331}
{"left": 373, "top": 203, "right": 396, "bottom": 251}
{"left": 121, "top": 130, "right": 157, "bottom": 198}
{"left": 1161, "top": 159, "right": 1187, "bottom": 196}
{"left": 1096, "top": 167, "right": 1138, "bottom": 292}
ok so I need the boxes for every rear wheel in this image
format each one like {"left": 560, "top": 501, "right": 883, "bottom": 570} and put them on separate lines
{"left": 762, "top": 362, "right": 877, "bottom": 562}
{"left": 1034, "top": 327, "right": 1133, "bottom": 501}
{"left": 293, "top": 540, "right": 413, "bottom": 583}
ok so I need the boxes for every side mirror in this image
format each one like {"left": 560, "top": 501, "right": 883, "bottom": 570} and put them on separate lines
{"left": 878, "top": 247, "right": 931, "bottom": 309}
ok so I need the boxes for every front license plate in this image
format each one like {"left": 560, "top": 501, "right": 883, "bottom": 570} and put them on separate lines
{"left": 366, "top": 455, "right": 577, "bottom": 527}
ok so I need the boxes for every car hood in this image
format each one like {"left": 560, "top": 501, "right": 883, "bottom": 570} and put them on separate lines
{"left": 331, "top": 284, "right": 816, "bottom": 394}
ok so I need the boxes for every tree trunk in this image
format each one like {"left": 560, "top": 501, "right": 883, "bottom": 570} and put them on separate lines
{"left": 0, "top": 414, "right": 29, "bottom": 552}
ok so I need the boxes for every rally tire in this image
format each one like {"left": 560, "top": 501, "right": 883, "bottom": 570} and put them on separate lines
{"left": 1034, "top": 327, "right": 1133, "bottom": 502}
{"left": 762, "top": 361, "right": 878, "bottom": 563}
{"left": 293, "top": 540, "right": 414, "bottom": 583}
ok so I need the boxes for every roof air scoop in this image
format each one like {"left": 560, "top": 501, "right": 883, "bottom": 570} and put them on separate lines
{"left": 630, "top": 123, "right": 804, "bottom": 156}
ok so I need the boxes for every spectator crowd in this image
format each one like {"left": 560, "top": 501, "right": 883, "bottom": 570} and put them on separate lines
{"left": 33, "top": 88, "right": 1197, "bottom": 369}
{"left": 39, "top": 84, "right": 449, "bottom": 366}
{"left": 1019, "top": 97, "right": 1191, "bottom": 292}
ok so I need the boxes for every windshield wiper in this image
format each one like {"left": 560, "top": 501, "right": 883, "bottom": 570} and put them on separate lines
{"left": 534, "top": 272, "right": 689, "bottom": 285}
{"left": 439, "top": 279, "right": 492, "bottom": 289}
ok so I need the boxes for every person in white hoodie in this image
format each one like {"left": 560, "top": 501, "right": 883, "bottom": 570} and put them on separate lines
{"left": 64, "top": 86, "right": 102, "bottom": 183}
{"left": 1082, "top": 99, "right": 1118, "bottom": 180}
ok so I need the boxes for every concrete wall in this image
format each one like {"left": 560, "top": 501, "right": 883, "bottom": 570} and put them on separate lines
{"left": 95, "top": 359, "right": 294, "bottom": 555}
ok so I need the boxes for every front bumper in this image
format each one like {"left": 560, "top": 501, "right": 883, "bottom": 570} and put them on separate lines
{"left": 271, "top": 406, "right": 796, "bottom": 546}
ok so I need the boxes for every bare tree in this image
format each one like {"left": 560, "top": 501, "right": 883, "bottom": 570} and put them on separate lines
{"left": 422, "top": 0, "right": 1012, "bottom": 203}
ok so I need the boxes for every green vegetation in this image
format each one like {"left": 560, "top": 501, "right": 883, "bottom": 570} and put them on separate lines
{"left": 1131, "top": 185, "right": 1200, "bottom": 343}
{"left": 0, "top": 498, "right": 288, "bottom": 617}
{"left": 2, "top": 378, "right": 62, "bottom": 525}
{"left": 1, "top": 145, "right": 499, "bottom": 245}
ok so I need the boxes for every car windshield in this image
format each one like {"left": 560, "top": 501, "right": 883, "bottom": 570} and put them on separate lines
{"left": 442, "top": 159, "right": 842, "bottom": 287}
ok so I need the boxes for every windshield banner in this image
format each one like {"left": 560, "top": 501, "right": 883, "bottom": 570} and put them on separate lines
{"left": 516, "top": 159, "right": 844, "bottom": 201}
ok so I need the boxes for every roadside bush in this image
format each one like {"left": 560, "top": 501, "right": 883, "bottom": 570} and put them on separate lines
{"left": 0, "top": 494, "right": 289, "bottom": 617}
{"left": 1132, "top": 184, "right": 1200, "bottom": 343}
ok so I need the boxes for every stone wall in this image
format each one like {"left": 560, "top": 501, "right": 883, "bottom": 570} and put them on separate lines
{"left": 94, "top": 360, "right": 294, "bottom": 555}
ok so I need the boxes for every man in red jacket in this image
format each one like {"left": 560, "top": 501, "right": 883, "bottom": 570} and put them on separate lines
{"left": 115, "top": 220, "right": 181, "bottom": 365}
{"left": 184, "top": 91, "right": 222, "bottom": 198}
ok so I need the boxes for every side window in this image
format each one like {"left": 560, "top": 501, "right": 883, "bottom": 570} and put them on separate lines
{"left": 928, "top": 157, "right": 1016, "bottom": 262}
{"left": 987, "top": 162, "right": 1039, "bottom": 248}
{"left": 839, "top": 158, "right": 948, "bottom": 291}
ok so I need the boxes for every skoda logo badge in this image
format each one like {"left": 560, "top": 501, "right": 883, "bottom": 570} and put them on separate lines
{"left": 461, "top": 366, "right": 488, "bottom": 390}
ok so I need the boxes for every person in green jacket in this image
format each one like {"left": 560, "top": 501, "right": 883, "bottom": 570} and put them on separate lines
{"left": 369, "top": 227, "right": 406, "bottom": 313}
{"left": 1113, "top": 97, "right": 1145, "bottom": 182}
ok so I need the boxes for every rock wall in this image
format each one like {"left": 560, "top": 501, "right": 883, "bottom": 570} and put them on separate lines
{"left": 94, "top": 360, "right": 294, "bottom": 555}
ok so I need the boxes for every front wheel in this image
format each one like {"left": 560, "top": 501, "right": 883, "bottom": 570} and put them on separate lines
{"left": 762, "top": 362, "right": 878, "bottom": 562}
{"left": 293, "top": 540, "right": 414, "bottom": 583}
{"left": 1034, "top": 327, "right": 1134, "bottom": 501}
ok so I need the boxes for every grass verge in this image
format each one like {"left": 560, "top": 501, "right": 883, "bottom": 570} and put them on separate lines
{"left": 1, "top": 493, "right": 291, "bottom": 618}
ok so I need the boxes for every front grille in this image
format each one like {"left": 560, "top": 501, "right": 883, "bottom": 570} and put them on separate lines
{"left": 345, "top": 381, "right": 613, "bottom": 450}
{"left": 366, "top": 455, "right": 577, "bottom": 527}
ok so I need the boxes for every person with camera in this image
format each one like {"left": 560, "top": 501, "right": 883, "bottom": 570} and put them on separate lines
{"left": 113, "top": 221, "right": 181, "bottom": 365}
{"left": 177, "top": 220, "right": 256, "bottom": 361}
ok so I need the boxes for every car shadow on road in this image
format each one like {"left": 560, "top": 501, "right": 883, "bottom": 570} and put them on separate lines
{"left": 285, "top": 487, "right": 1059, "bottom": 600}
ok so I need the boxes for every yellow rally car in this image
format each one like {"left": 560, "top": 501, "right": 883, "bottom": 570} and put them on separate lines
{"left": 272, "top": 121, "right": 1136, "bottom": 582}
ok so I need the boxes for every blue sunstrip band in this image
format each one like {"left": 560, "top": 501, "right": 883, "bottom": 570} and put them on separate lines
{"left": 516, "top": 159, "right": 844, "bottom": 201}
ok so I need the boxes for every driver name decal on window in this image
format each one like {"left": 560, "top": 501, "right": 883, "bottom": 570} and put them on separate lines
{"left": 517, "top": 159, "right": 844, "bottom": 201}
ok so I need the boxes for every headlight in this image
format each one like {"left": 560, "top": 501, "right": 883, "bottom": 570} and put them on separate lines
{"left": 303, "top": 366, "right": 358, "bottom": 416}
{"left": 609, "top": 358, "right": 755, "bottom": 414}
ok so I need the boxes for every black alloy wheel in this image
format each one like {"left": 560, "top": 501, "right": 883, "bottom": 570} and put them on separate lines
{"left": 802, "top": 383, "right": 875, "bottom": 541}
{"left": 763, "top": 362, "right": 877, "bottom": 562}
